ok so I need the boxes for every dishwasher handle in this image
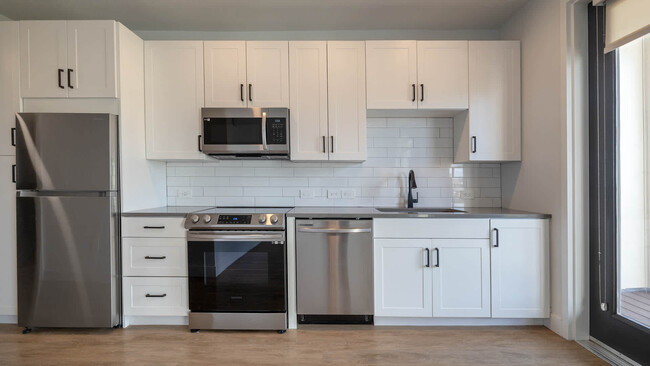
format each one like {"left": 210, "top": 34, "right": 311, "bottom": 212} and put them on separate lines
{"left": 297, "top": 227, "right": 371, "bottom": 234}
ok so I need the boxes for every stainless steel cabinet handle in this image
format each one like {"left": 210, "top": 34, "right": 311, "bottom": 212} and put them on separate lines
{"left": 424, "top": 248, "right": 430, "bottom": 268}
{"left": 297, "top": 227, "right": 371, "bottom": 233}
{"left": 434, "top": 248, "right": 440, "bottom": 267}
{"left": 471, "top": 136, "right": 477, "bottom": 153}
{"left": 145, "top": 256, "right": 167, "bottom": 260}
{"left": 330, "top": 136, "right": 334, "bottom": 153}
{"left": 145, "top": 294, "right": 167, "bottom": 298}
{"left": 143, "top": 226, "right": 165, "bottom": 229}
{"left": 493, "top": 228, "right": 499, "bottom": 247}
{"left": 322, "top": 136, "right": 326, "bottom": 153}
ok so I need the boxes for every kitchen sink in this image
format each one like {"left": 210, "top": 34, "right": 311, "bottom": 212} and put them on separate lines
{"left": 376, "top": 208, "right": 466, "bottom": 214}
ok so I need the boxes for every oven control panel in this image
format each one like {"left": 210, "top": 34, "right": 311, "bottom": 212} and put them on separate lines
{"left": 217, "top": 215, "right": 252, "bottom": 225}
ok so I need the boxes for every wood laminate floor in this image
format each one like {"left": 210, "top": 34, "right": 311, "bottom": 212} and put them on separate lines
{"left": 0, "top": 324, "right": 606, "bottom": 365}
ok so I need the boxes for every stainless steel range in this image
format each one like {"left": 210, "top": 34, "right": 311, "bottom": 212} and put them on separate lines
{"left": 184, "top": 207, "right": 291, "bottom": 333}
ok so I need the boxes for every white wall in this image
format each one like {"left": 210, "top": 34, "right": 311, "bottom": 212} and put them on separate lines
{"left": 167, "top": 118, "right": 502, "bottom": 208}
{"left": 500, "top": 0, "right": 566, "bottom": 336}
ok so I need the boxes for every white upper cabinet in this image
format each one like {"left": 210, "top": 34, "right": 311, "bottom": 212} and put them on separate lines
{"left": 432, "top": 239, "right": 490, "bottom": 318}
{"left": 374, "top": 239, "right": 433, "bottom": 317}
{"left": 145, "top": 41, "right": 205, "bottom": 160}
{"left": 455, "top": 41, "right": 521, "bottom": 162}
{"left": 327, "top": 41, "right": 367, "bottom": 161}
{"left": 246, "top": 41, "right": 289, "bottom": 107}
{"left": 66, "top": 21, "right": 117, "bottom": 98}
{"left": 19, "top": 20, "right": 117, "bottom": 98}
{"left": 366, "top": 40, "right": 417, "bottom": 109}
{"left": 204, "top": 41, "right": 247, "bottom": 108}
{"left": 0, "top": 21, "right": 20, "bottom": 156}
{"left": 289, "top": 41, "right": 329, "bottom": 161}
{"left": 417, "top": 41, "right": 468, "bottom": 109}
{"left": 490, "top": 219, "right": 550, "bottom": 318}
{"left": 19, "top": 21, "right": 68, "bottom": 98}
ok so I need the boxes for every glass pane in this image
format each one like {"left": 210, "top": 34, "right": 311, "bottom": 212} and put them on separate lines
{"left": 203, "top": 118, "right": 262, "bottom": 145}
{"left": 617, "top": 34, "right": 650, "bottom": 329}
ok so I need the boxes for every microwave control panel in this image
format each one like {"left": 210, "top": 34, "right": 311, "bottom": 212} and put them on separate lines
{"left": 267, "top": 118, "right": 287, "bottom": 145}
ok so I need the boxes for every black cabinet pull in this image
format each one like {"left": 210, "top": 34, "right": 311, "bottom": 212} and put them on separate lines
{"left": 11, "top": 128, "right": 16, "bottom": 147}
{"left": 471, "top": 136, "right": 477, "bottom": 153}
{"left": 330, "top": 136, "right": 334, "bottom": 153}
{"left": 145, "top": 294, "right": 167, "bottom": 298}
{"left": 12, "top": 165, "right": 16, "bottom": 183}
{"left": 424, "top": 248, "right": 430, "bottom": 268}
{"left": 493, "top": 228, "right": 499, "bottom": 247}
{"left": 248, "top": 84, "right": 252, "bottom": 102}
{"left": 240, "top": 84, "right": 244, "bottom": 101}
{"left": 420, "top": 84, "right": 424, "bottom": 102}
{"left": 434, "top": 248, "right": 440, "bottom": 267}
{"left": 143, "top": 226, "right": 165, "bottom": 229}
{"left": 322, "top": 136, "right": 326, "bottom": 153}
{"left": 411, "top": 84, "right": 416, "bottom": 102}
{"left": 58, "top": 69, "right": 64, "bottom": 89}
{"left": 198, "top": 135, "right": 202, "bottom": 152}
{"left": 67, "top": 69, "right": 74, "bottom": 89}
{"left": 145, "top": 256, "right": 167, "bottom": 260}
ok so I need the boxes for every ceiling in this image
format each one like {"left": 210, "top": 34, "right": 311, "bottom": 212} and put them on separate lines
{"left": 0, "top": 0, "right": 529, "bottom": 32}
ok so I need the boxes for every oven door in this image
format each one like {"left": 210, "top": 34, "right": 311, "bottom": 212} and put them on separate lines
{"left": 187, "top": 231, "right": 286, "bottom": 313}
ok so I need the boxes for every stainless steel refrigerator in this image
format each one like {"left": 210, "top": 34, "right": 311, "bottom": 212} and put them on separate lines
{"left": 15, "top": 113, "right": 121, "bottom": 331}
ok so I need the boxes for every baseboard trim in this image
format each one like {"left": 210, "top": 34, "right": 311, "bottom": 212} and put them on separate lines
{"left": 0, "top": 315, "right": 17, "bottom": 324}
{"left": 123, "top": 316, "right": 188, "bottom": 327}
{"left": 577, "top": 338, "right": 641, "bottom": 366}
{"left": 374, "top": 317, "right": 545, "bottom": 326}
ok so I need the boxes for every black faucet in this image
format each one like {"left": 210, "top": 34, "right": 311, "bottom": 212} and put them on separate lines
{"left": 407, "top": 170, "right": 419, "bottom": 208}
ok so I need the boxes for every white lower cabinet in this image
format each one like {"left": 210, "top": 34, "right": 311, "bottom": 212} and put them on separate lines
{"left": 490, "top": 219, "right": 550, "bottom": 318}
{"left": 373, "top": 218, "right": 549, "bottom": 320}
{"left": 122, "top": 277, "right": 188, "bottom": 316}
{"left": 374, "top": 239, "right": 432, "bottom": 317}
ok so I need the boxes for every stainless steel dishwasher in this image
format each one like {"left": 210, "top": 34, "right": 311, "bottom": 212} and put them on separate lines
{"left": 296, "top": 219, "right": 373, "bottom": 324}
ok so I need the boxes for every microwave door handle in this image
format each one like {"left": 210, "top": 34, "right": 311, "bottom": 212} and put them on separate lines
{"left": 261, "top": 111, "right": 268, "bottom": 151}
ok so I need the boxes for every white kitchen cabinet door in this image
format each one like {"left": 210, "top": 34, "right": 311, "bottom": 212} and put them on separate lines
{"left": 432, "top": 239, "right": 490, "bottom": 318}
{"left": 246, "top": 41, "right": 289, "bottom": 108}
{"left": 417, "top": 41, "right": 468, "bottom": 109}
{"left": 0, "top": 156, "right": 16, "bottom": 317}
{"left": 490, "top": 219, "right": 550, "bottom": 318}
{"left": 145, "top": 41, "right": 205, "bottom": 160}
{"left": 327, "top": 41, "right": 367, "bottom": 161}
{"left": 374, "top": 239, "right": 432, "bottom": 317}
{"left": 66, "top": 20, "right": 117, "bottom": 98}
{"left": 204, "top": 41, "right": 247, "bottom": 108}
{"left": 19, "top": 21, "right": 68, "bottom": 98}
{"left": 366, "top": 40, "right": 417, "bottom": 109}
{"left": 289, "top": 41, "right": 329, "bottom": 161}
{"left": 466, "top": 41, "right": 521, "bottom": 161}
{"left": 0, "top": 22, "right": 20, "bottom": 156}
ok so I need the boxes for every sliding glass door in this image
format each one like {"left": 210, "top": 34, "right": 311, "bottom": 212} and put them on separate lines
{"left": 589, "top": 4, "right": 650, "bottom": 364}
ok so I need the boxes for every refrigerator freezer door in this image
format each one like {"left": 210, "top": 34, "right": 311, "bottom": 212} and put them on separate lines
{"left": 15, "top": 113, "right": 118, "bottom": 191}
{"left": 16, "top": 194, "right": 120, "bottom": 328}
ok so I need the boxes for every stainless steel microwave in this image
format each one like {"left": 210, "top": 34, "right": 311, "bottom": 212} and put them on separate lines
{"left": 200, "top": 108, "right": 290, "bottom": 159}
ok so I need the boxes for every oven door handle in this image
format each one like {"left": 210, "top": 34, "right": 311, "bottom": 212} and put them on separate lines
{"left": 261, "top": 111, "right": 268, "bottom": 151}
{"left": 187, "top": 232, "right": 285, "bottom": 242}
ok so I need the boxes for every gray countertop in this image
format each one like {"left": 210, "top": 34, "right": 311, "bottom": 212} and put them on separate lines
{"left": 287, "top": 207, "right": 551, "bottom": 219}
{"left": 123, "top": 206, "right": 551, "bottom": 219}
{"left": 121, "top": 206, "right": 213, "bottom": 217}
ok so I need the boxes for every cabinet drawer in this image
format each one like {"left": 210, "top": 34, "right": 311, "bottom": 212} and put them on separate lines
{"left": 122, "top": 217, "right": 185, "bottom": 238}
{"left": 373, "top": 219, "right": 489, "bottom": 239}
{"left": 122, "top": 238, "right": 187, "bottom": 277}
{"left": 122, "top": 277, "right": 188, "bottom": 316}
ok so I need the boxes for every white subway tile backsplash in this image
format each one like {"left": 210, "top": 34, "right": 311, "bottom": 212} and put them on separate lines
{"left": 166, "top": 118, "right": 501, "bottom": 208}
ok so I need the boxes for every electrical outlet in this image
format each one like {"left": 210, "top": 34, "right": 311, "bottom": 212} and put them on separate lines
{"left": 341, "top": 189, "right": 355, "bottom": 199}
{"left": 300, "top": 189, "right": 315, "bottom": 199}
{"left": 327, "top": 189, "right": 341, "bottom": 199}
{"left": 178, "top": 188, "right": 192, "bottom": 198}
{"left": 460, "top": 191, "right": 475, "bottom": 200}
